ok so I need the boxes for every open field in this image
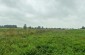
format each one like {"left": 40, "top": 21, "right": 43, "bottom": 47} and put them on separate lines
{"left": 0, "top": 28, "right": 85, "bottom": 55}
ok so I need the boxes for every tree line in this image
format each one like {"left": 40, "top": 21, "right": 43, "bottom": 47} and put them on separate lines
{"left": 0, "top": 24, "right": 85, "bottom": 29}
{"left": 0, "top": 25, "right": 17, "bottom": 28}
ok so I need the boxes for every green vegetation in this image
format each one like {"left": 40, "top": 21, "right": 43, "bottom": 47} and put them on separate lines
{"left": 0, "top": 28, "right": 85, "bottom": 55}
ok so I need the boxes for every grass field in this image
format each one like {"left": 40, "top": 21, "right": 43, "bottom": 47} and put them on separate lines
{"left": 0, "top": 28, "right": 85, "bottom": 55}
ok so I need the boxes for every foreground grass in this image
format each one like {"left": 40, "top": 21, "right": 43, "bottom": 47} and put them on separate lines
{"left": 0, "top": 28, "right": 85, "bottom": 55}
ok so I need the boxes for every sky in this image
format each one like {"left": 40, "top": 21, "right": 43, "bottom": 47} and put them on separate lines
{"left": 0, "top": 0, "right": 85, "bottom": 28}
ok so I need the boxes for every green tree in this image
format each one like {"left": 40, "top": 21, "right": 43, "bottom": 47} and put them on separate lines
{"left": 23, "top": 24, "right": 27, "bottom": 29}
{"left": 81, "top": 26, "right": 85, "bottom": 29}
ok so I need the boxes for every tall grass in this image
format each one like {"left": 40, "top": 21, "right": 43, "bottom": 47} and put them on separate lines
{"left": 0, "top": 28, "right": 85, "bottom": 55}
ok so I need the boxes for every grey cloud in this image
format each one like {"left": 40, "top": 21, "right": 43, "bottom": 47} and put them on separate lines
{"left": 1, "top": 0, "right": 21, "bottom": 8}
{"left": 0, "top": 0, "right": 85, "bottom": 28}
{"left": 0, "top": 0, "right": 77, "bottom": 18}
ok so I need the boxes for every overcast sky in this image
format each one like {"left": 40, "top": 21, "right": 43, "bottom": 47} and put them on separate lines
{"left": 0, "top": 0, "right": 85, "bottom": 28}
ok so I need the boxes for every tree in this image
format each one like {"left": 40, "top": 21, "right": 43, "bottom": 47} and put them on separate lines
{"left": 23, "top": 24, "right": 27, "bottom": 29}
{"left": 28, "top": 26, "right": 32, "bottom": 29}
{"left": 4, "top": 25, "right": 17, "bottom": 28}
{"left": 37, "top": 26, "right": 41, "bottom": 29}
{"left": 41, "top": 26, "right": 44, "bottom": 29}
{"left": 81, "top": 26, "right": 85, "bottom": 29}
